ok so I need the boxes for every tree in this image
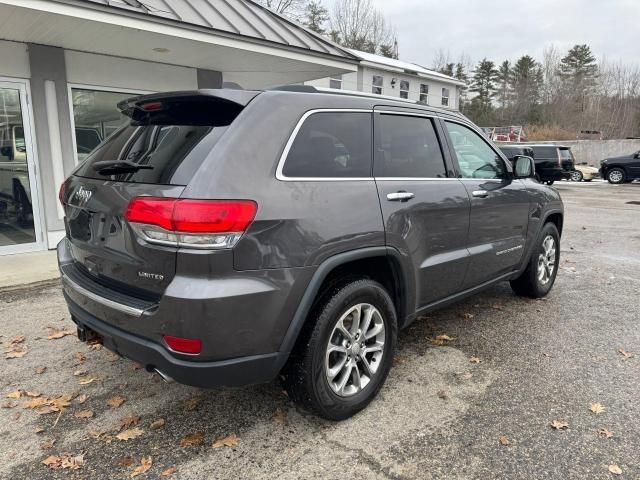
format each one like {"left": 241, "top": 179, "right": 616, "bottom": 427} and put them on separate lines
{"left": 256, "top": 0, "right": 310, "bottom": 20}
{"left": 496, "top": 60, "right": 511, "bottom": 112}
{"left": 466, "top": 59, "right": 498, "bottom": 125}
{"left": 510, "top": 55, "right": 543, "bottom": 123}
{"left": 559, "top": 44, "right": 599, "bottom": 113}
{"left": 330, "top": 0, "right": 397, "bottom": 55}
{"left": 379, "top": 42, "right": 398, "bottom": 59}
{"left": 304, "top": 1, "right": 329, "bottom": 34}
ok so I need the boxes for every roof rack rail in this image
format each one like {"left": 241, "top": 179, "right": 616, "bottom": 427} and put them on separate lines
{"left": 315, "top": 87, "right": 421, "bottom": 105}
{"left": 269, "top": 85, "right": 318, "bottom": 93}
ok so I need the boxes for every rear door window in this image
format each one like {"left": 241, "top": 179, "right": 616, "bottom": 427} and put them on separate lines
{"left": 532, "top": 146, "right": 557, "bottom": 158}
{"left": 282, "top": 112, "right": 372, "bottom": 178}
{"left": 374, "top": 114, "right": 447, "bottom": 178}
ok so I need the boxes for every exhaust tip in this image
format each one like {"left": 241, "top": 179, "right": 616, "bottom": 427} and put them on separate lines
{"left": 153, "top": 368, "right": 175, "bottom": 384}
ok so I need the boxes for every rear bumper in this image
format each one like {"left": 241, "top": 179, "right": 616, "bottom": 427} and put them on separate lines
{"left": 65, "top": 293, "right": 286, "bottom": 388}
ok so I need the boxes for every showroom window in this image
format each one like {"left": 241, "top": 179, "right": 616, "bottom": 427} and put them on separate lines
{"left": 70, "top": 88, "right": 138, "bottom": 162}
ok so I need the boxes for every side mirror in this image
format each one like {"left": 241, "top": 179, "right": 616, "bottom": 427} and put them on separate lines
{"left": 513, "top": 155, "right": 535, "bottom": 178}
{"left": 634, "top": 151, "right": 640, "bottom": 159}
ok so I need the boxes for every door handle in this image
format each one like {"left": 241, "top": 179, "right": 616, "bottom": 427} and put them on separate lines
{"left": 387, "top": 192, "right": 415, "bottom": 202}
{"left": 472, "top": 190, "right": 489, "bottom": 198}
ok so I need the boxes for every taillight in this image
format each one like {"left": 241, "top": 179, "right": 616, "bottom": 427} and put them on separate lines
{"left": 58, "top": 182, "right": 66, "bottom": 205}
{"left": 124, "top": 197, "right": 257, "bottom": 249}
{"left": 163, "top": 335, "right": 202, "bottom": 354}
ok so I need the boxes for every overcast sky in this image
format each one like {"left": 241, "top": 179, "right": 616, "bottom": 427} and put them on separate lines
{"left": 326, "top": 0, "right": 640, "bottom": 69}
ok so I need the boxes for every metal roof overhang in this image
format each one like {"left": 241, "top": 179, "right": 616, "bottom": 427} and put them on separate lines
{"left": 0, "top": 0, "right": 358, "bottom": 88}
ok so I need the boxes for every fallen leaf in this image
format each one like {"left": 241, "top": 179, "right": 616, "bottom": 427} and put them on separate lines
{"left": 180, "top": 432, "right": 204, "bottom": 447}
{"left": 161, "top": 466, "right": 177, "bottom": 476}
{"left": 120, "top": 415, "right": 140, "bottom": 431}
{"left": 74, "top": 409, "right": 94, "bottom": 419}
{"left": 2, "top": 401, "right": 17, "bottom": 408}
{"left": 182, "top": 396, "right": 202, "bottom": 411}
{"left": 10, "top": 336, "right": 25, "bottom": 345}
{"left": 40, "top": 439, "right": 56, "bottom": 450}
{"left": 73, "top": 369, "right": 88, "bottom": 377}
{"left": 47, "top": 327, "right": 75, "bottom": 340}
{"left": 470, "top": 356, "right": 481, "bottom": 364}
{"left": 37, "top": 406, "right": 59, "bottom": 415}
{"left": 50, "top": 394, "right": 73, "bottom": 411}
{"left": 5, "top": 347, "right": 27, "bottom": 359}
{"left": 42, "top": 453, "right": 84, "bottom": 470}
{"left": 35, "top": 427, "right": 45, "bottom": 433}
{"left": 499, "top": 436, "right": 510, "bottom": 446}
{"left": 608, "top": 464, "right": 622, "bottom": 475}
{"left": 618, "top": 349, "right": 634, "bottom": 359}
{"left": 76, "top": 394, "right": 89, "bottom": 404}
{"left": 23, "top": 397, "right": 50, "bottom": 409}
{"left": 150, "top": 418, "right": 166, "bottom": 430}
{"left": 392, "top": 356, "right": 404, "bottom": 366}
{"left": 117, "top": 457, "right": 135, "bottom": 467}
{"left": 461, "top": 313, "right": 474, "bottom": 319}
{"left": 89, "top": 343, "right": 103, "bottom": 351}
{"left": 273, "top": 408, "right": 288, "bottom": 426}
{"left": 79, "top": 377, "right": 97, "bottom": 385}
{"left": 6, "top": 390, "right": 23, "bottom": 399}
{"left": 117, "top": 428, "right": 144, "bottom": 441}
{"left": 550, "top": 420, "right": 569, "bottom": 430}
{"left": 36, "top": 366, "right": 47, "bottom": 374}
{"left": 131, "top": 456, "right": 152, "bottom": 478}
{"left": 431, "top": 334, "right": 455, "bottom": 345}
{"left": 73, "top": 352, "right": 86, "bottom": 365}
{"left": 26, "top": 391, "right": 41, "bottom": 398}
{"left": 13, "top": 411, "right": 21, "bottom": 420}
{"left": 107, "top": 352, "right": 121, "bottom": 362}
{"left": 590, "top": 403, "right": 606, "bottom": 415}
{"left": 107, "top": 395, "right": 126, "bottom": 409}
{"left": 212, "top": 433, "right": 240, "bottom": 449}
{"left": 599, "top": 428, "right": 614, "bottom": 439}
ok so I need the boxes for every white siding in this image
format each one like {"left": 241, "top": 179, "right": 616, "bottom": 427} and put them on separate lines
{"left": 306, "top": 65, "right": 459, "bottom": 110}
{"left": 65, "top": 51, "right": 198, "bottom": 92}
{"left": 0, "top": 40, "right": 30, "bottom": 79}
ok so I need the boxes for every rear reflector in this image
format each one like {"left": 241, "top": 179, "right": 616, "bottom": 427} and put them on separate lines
{"left": 163, "top": 335, "right": 202, "bottom": 354}
{"left": 124, "top": 197, "right": 257, "bottom": 249}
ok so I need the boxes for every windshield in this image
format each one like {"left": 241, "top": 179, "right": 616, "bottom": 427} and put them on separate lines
{"left": 73, "top": 124, "right": 227, "bottom": 185}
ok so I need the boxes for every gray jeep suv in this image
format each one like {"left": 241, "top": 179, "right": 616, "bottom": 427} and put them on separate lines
{"left": 58, "top": 88, "right": 563, "bottom": 420}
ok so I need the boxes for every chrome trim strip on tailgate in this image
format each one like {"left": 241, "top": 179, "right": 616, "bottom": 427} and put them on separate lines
{"left": 61, "top": 272, "right": 144, "bottom": 317}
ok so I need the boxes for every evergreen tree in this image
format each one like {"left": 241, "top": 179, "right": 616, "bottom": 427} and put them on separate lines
{"left": 496, "top": 60, "right": 511, "bottom": 112}
{"left": 304, "top": 1, "right": 329, "bottom": 34}
{"left": 559, "top": 44, "right": 599, "bottom": 112}
{"left": 510, "top": 55, "right": 543, "bottom": 123}
{"left": 467, "top": 59, "right": 498, "bottom": 125}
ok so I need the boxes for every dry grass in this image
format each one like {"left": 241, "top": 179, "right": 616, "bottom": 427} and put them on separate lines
{"left": 526, "top": 124, "right": 576, "bottom": 141}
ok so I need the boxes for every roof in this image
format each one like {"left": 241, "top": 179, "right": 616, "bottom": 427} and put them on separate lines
{"left": 79, "top": 0, "right": 353, "bottom": 59}
{"left": 347, "top": 49, "right": 466, "bottom": 86}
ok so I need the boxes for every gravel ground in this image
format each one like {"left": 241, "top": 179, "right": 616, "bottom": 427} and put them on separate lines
{"left": 1, "top": 182, "right": 638, "bottom": 480}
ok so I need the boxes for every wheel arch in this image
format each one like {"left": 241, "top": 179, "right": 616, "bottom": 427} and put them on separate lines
{"left": 277, "top": 247, "right": 414, "bottom": 357}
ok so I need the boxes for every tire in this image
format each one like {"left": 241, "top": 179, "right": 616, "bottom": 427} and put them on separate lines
{"left": 545, "top": 180, "right": 555, "bottom": 186}
{"left": 282, "top": 279, "right": 397, "bottom": 420}
{"left": 570, "top": 170, "right": 583, "bottom": 182}
{"left": 607, "top": 168, "right": 625, "bottom": 184}
{"left": 510, "top": 222, "right": 560, "bottom": 298}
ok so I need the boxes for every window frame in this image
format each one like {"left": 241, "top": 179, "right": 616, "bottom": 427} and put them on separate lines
{"left": 399, "top": 80, "right": 410, "bottom": 99}
{"left": 276, "top": 108, "right": 375, "bottom": 182}
{"left": 372, "top": 75, "right": 384, "bottom": 95}
{"left": 67, "top": 83, "right": 153, "bottom": 166}
{"left": 441, "top": 87, "right": 450, "bottom": 107}
{"left": 373, "top": 110, "right": 457, "bottom": 180}
{"left": 441, "top": 118, "right": 511, "bottom": 181}
{"left": 419, "top": 84, "right": 429, "bottom": 104}
{"left": 329, "top": 75, "right": 343, "bottom": 90}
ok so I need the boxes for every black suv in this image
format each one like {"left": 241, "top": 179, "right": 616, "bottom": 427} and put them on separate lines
{"left": 600, "top": 150, "right": 640, "bottom": 184}
{"left": 58, "top": 88, "right": 563, "bottom": 420}
{"left": 525, "top": 144, "right": 575, "bottom": 184}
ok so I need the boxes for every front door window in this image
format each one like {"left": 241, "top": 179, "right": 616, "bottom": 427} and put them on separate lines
{"left": 0, "top": 87, "right": 36, "bottom": 248}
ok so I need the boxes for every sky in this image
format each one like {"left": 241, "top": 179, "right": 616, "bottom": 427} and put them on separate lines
{"left": 325, "top": 0, "right": 640, "bottom": 69}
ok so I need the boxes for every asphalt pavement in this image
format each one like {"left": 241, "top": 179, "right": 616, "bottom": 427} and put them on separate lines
{"left": 0, "top": 182, "right": 638, "bottom": 479}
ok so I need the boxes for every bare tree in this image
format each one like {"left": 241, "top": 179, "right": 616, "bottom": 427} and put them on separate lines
{"left": 330, "top": 0, "right": 396, "bottom": 54}
{"left": 256, "top": 0, "right": 310, "bottom": 21}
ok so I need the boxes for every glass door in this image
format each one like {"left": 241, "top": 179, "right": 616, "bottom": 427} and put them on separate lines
{"left": 0, "top": 81, "right": 42, "bottom": 254}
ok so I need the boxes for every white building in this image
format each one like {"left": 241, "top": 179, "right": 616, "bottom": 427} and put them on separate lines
{"left": 0, "top": 0, "right": 358, "bottom": 255}
{"left": 306, "top": 49, "right": 465, "bottom": 110}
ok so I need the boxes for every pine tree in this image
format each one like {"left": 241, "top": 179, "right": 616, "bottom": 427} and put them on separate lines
{"left": 510, "top": 55, "right": 543, "bottom": 123}
{"left": 496, "top": 60, "right": 511, "bottom": 112}
{"left": 559, "top": 44, "right": 598, "bottom": 112}
{"left": 467, "top": 59, "right": 498, "bottom": 125}
{"left": 304, "top": 1, "right": 329, "bottom": 34}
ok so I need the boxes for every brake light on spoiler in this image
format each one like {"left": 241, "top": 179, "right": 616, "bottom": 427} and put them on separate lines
{"left": 125, "top": 197, "right": 257, "bottom": 249}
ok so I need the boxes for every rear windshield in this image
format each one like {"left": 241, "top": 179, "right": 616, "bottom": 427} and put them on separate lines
{"left": 73, "top": 95, "right": 243, "bottom": 185}
{"left": 73, "top": 125, "right": 226, "bottom": 185}
{"left": 559, "top": 148, "right": 574, "bottom": 159}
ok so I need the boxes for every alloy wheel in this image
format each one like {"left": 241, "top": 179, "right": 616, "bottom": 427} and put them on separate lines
{"left": 325, "top": 303, "right": 385, "bottom": 397}
{"left": 537, "top": 235, "right": 557, "bottom": 285}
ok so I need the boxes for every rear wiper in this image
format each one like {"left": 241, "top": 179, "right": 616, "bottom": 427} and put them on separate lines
{"left": 92, "top": 160, "right": 154, "bottom": 175}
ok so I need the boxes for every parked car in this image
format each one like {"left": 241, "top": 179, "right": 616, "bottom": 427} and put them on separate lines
{"left": 600, "top": 151, "right": 640, "bottom": 184}
{"left": 497, "top": 144, "right": 535, "bottom": 170}
{"left": 570, "top": 163, "right": 600, "bottom": 182}
{"left": 58, "top": 88, "right": 564, "bottom": 420}
{"left": 526, "top": 144, "right": 575, "bottom": 185}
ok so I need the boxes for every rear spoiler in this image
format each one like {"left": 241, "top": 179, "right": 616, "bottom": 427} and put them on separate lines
{"left": 117, "top": 89, "right": 260, "bottom": 126}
